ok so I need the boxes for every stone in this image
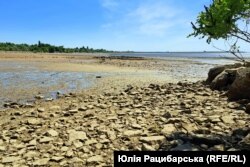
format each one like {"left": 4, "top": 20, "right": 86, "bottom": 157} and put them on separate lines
{"left": 2, "top": 156, "right": 21, "bottom": 163}
{"left": 228, "top": 67, "right": 250, "bottom": 100}
{"left": 99, "top": 104, "right": 108, "bottom": 109}
{"left": 39, "top": 137, "right": 54, "bottom": 143}
{"left": 28, "top": 139, "right": 37, "bottom": 146}
{"left": 207, "top": 66, "right": 226, "bottom": 83}
{"left": 206, "top": 64, "right": 241, "bottom": 83}
{"left": 45, "top": 98, "right": 53, "bottom": 101}
{"left": 49, "top": 105, "right": 61, "bottom": 110}
{"left": 78, "top": 106, "right": 88, "bottom": 111}
{"left": 85, "top": 139, "right": 98, "bottom": 145}
{"left": 131, "top": 124, "right": 142, "bottom": 129}
{"left": 35, "top": 95, "right": 44, "bottom": 99}
{"left": 210, "top": 69, "right": 236, "bottom": 90}
{"left": 73, "top": 140, "right": 83, "bottom": 148}
{"left": 140, "top": 136, "right": 166, "bottom": 145}
{"left": 142, "top": 143, "right": 156, "bottom": 151}
{"left": 32, "top": 158, "right": 50, "bottom": 166}
{"left": 123, "top": 130, "right": 142, "bottom": 137}
{"left": 87, "top": 155, "right": 104, "bottom": 164}
{"left": 211, "top": 144, "right": 225, "bottom": 151}
{"left": 221, "top": 115, "right": 235, "bottom": 124}
{"left": 37, "top": 108, "right": 45, "bottom": 112}
{"left": 47, "top": 129, "right": 59, "bottom": 137}
{"left": 66, "top": 150, "right": 74, "bottom": 157}
{"left": 24, "top": 151, "right": 39, "bottom": 158}
{"left": 68, "top": 109, "right": 78, "bottom": 113}
{"left": 67, "top": 130, "right": 88, "bottom": 143}
{"left": 161, "top": 124, "right": 176, "bottom": 136}
{"left": 27, "top": 118, "right": 42, "bottom": 125}
{"left": 51, "top": 156, "right": 64, "bottom": 162}
{"left": 0, "top": 146, "right": 6, "bottom": 151}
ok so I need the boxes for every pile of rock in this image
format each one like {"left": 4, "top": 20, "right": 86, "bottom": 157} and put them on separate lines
{"left": 207, "top": 62, "right": 250, "bottom": 106}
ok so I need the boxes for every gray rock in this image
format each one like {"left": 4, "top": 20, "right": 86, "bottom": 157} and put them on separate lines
{"left": 210, "top": 69, "right": 236, "bottom": 90}
{"left": 228, "top": 67, "right": 250, "bottom": 100}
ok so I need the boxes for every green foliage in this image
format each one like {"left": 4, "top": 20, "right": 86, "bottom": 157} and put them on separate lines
{"left": 0, "top": 41, "right": 113, "bottom": 53}
{"left": 189, "top": 0, "right": 250, "bottom": 44}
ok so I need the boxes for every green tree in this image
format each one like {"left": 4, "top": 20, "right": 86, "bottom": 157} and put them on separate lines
{"left": 189, "top": 0, "right": 250, "bottom": 62}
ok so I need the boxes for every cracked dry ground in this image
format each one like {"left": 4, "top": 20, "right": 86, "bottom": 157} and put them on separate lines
{"left": 0, "top": 82, "right": 250, "bottom": 166}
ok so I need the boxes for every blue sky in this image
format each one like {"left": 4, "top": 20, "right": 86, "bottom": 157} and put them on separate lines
{"left": 0, "top": 0, "right": 248, "bottom": 51}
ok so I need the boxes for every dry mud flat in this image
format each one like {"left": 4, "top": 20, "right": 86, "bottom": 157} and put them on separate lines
{"left": 0, "top": 81, "right": 249, "bottom": 166}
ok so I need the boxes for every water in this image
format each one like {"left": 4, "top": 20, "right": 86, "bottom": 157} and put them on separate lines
{"left": 110, "top": 52, "right": 250, "bottom": 65}
{"left": 111, "top": 52, "right": 250, "bottom": 58}
{"left": 0, "top": 61, "right": 109, "bottom": 107}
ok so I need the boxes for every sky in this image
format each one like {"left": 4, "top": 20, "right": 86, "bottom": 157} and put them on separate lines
{"left": 0, "top": 0, "right": 248, "bottom": 52}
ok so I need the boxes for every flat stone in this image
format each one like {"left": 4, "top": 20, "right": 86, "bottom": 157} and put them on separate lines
{"left": 123, "top": 130, "right": 142, "bottom": 137}
{"left": 142, "top": 143, "right": 156, "bottom": 151}
{"left": 0, "top": 146, "right": 6, "bottom": 151}
{"left": 221, "top": 115, "right": 235, "bottom": 124}
{"left": 51, "top": 156, "right": 64, "bottom": 162}
{"left": 32, "top": 158, "right": 50, "bottom": 166}
{"left": 87, "top": 155, "right": 104, "bottom": 164}
{"left": 61, "top": 146, "right": 69, "bottom": 152}
{"left": 73, "top": 140, "right": 83, "bottom": 148}
{"left": 69, "top": 109, "right": 78, "bottom": 113}
{"left": 161, "top": 124, "right": 176, "bottom": 136}
{"left": 39, "top": 137, "right": 54, "bottom": 143}
{"left": 28, "top": 139, "right": 37, "bottom": 146}
{"left": 27, "top": 118, "right": 42, "bottom": 125}
{"left": 85, "top": 139, "right": 98, "bottom": 145}
{"left": 24, "top": 151, "right": 39, "bottom": 158}
{"left": 2, "top": 156, "right": 21, "bottom": 163}
{"left": 47, "top": 129, "right": 59, "bottom": 137}
{"left": 67, "top": 130, "right": 88, "bottom": 143}
{"left": 140, "top": 136, "right": 166, "bottom": 145}
{"left": 131, "top": 124, "right": 142, "bottom": 129}
{"left": 99, "top": 104, "right": 108, "bottom": 109}
{"left": 37, "top": 108, "right": 45, "bottom": 112}
{"left": 78, "top": 106, "right": 88, "bottom": 111}
{"left": 49, "top": 106, "right": 61, "bottom": 110}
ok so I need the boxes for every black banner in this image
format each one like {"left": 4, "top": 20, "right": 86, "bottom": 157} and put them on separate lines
{"left": 114, "top": 151, "right": 249, "bottom": 167}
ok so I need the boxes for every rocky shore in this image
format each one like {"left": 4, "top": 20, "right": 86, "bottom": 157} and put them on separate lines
{"left": 0, "top": 81, "right": 249, "bottom": 166}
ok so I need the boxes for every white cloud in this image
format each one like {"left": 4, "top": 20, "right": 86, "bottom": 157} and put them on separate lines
{"left": 100, "top": 0, "right": 118, "bottom": 11}
{"left": 127, "top": 2, "right": 184, "bottom": 36}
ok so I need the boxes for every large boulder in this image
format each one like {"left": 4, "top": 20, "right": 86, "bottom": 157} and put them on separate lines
{"left": 210, "top": 69, "right": 237, "bottom": 90}
{"left": 206, "top": 63, "right": 242, "bottom": 83}
{"left": 228, "top": 67, "right": 250, "bottom": 100}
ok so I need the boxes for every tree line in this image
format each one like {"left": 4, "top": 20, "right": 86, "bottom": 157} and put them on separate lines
{"left": 0, "top": 41, "right": 113, "bottom": 53}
